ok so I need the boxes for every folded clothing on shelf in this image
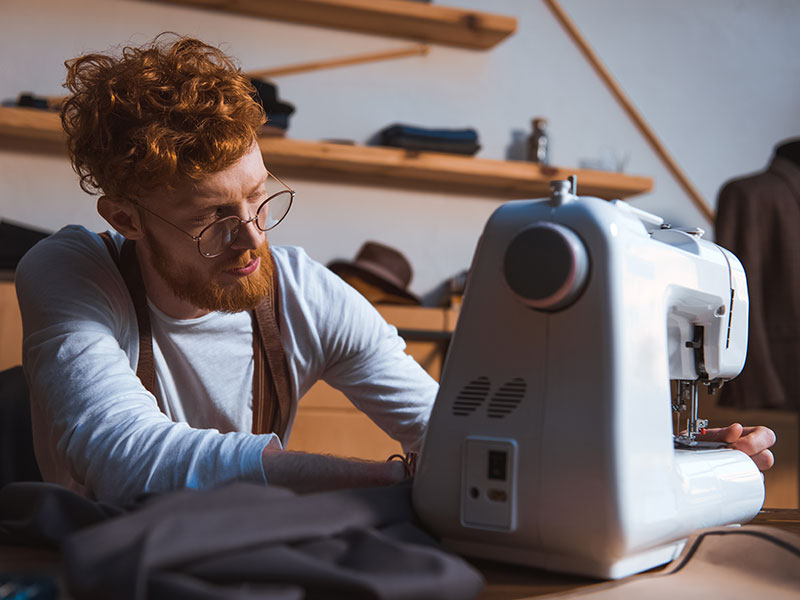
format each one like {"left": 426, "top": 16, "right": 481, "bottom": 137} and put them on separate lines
{"left": 1, "top": 93, "right": 60, "bottom": 111}
{"left": 375, "top": 123, "right": 481, "bottom": 155}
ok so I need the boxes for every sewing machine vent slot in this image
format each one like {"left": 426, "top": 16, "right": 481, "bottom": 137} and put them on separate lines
{"left": 487, "top": 378, "right": 527, "bottom": 418}
{"left": 452, "top": 376, "right": 491, "bottom": 416}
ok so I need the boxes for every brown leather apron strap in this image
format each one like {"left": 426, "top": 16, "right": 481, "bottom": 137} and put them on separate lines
{"left": 251, "top": 323, "right": 268, "bottom": 435}
{"left": 99, "top": 233, "right": 157, "bottom": 396}
{"left": 119, "top": 240, "right": 157, "bottom": 396}
{"left": 98, "top": 231, "right": 119, "bottom": 263}
{"left": 251, "top": 267, "right": 293, "bottom": 440}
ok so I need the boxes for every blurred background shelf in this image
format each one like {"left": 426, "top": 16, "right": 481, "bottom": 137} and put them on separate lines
{"left": 142, "top": 0, "right": 518, "bottom": 50}
{"left": 0, "top": 107, "right": 653, "bottom": 200}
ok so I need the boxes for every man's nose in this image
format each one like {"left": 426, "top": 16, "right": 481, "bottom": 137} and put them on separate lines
{"left": 231, "top": 217, "right": 264, "bottom": 251}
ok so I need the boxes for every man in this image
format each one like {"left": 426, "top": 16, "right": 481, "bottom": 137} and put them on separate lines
{"left": 16, "top": 35, "right": 774, "bottom": 506}
{"left": 17, "top": 35, "right": 435, "bottom": 504}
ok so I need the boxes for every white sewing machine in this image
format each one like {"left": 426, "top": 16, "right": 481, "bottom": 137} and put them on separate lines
{"left": 412, "top": 178, "right": 765, "bottom": 579}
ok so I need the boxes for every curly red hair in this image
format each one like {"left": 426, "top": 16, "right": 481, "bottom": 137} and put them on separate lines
{"left": 61, "top": 34, "right": 266, "bottom": 200}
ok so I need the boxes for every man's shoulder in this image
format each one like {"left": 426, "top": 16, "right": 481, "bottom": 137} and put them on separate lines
{"left": 16, "top": 225, "right": 121, "bottom": 292}
{"left": 269, "top": 244, "right": 305, "bottom": 263}
{"left": 19, "top": 225, "right": 111, "bottom": 266}
{"left": 270, "top": 244, "right": 381, "bottom": 326}
{"left": 271, "top": 245, "right": 336, "bottom": 286}
{"left": 270, "top": 245, "right": 314, "bottom": 269}
{"left": 271, "top": 245, "right": 361, "bottom": 298}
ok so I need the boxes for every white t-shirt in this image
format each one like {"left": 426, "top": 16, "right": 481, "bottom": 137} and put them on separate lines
{"left": 15, "top": 226, "right": 437, "bottom": 504}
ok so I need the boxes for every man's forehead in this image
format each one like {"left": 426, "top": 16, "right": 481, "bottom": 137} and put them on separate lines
{"left": 189, "top": 169, "right": 267, "bottom": 200}
{"left": 168, "top": 146, "right": 268, "bottom": 207}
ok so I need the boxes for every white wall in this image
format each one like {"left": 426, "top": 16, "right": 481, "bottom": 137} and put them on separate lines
{"left": 1, "top": 0, "right": 798, "bottom": 298}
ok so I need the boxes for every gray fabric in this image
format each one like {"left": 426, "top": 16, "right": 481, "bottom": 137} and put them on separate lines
{"left": 0, "top": 482, "right": 123, "bottom": 549}
{"left": 0, "top": 481, "right": 484, "bottom": 600}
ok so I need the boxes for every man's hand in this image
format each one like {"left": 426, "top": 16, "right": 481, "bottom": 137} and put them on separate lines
{"left": 695, "top": 423, "right": 776, "bottom": 471}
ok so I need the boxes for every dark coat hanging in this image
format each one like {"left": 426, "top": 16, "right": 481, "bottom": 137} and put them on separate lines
{"left": 715, "top": 148, "right": 800, "bottom": 412}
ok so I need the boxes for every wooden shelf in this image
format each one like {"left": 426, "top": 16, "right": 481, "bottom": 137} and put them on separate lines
{"left": 258, "top": 137, "right": 651, "bottom": 199}
{"left": 144, "top": 0, "right": 517, "bottom": 50}
{"left": 0, "top": 106, "right": 653, "bottom": 199}
{"left": 0, "top": 105, "right": 64, "bottom": 145}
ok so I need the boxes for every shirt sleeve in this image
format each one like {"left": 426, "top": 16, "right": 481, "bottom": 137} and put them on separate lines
{"left": 275, "top": 247, "right": 438, "bottom": 453}
{"left": 16, "top": 227, "right": 272, "bottom": 505}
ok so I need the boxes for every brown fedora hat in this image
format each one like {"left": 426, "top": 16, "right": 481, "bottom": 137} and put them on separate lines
{"left": 328, "top": 241, "right": 420, "bottom": 305}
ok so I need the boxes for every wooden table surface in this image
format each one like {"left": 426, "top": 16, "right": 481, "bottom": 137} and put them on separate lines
{"left": 471, "top": 508, "right": 800, "bottom": 599}
{"left": 1, "top": 509, "right": 798, "bottom": 599}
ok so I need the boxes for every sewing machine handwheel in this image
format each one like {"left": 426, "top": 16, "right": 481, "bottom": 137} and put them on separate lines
{"left": 503, "top": 223, "right": 589, "bottom": 311}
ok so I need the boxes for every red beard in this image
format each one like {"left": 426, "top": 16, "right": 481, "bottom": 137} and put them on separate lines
{"left": 148, "top": 237, "right": 274, "bottom": 313}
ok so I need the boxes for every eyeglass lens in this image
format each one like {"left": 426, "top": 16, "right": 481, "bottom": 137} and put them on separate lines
{"left": 197, "top": 188, "right": 293, "bottom": 257}
{"left": 259, "top": 189, "right": 293, "bottom": 231}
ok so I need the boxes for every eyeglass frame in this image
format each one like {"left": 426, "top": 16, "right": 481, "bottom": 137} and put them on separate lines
{"left": 131, "top": 171, "right": 295, "bottom": 258}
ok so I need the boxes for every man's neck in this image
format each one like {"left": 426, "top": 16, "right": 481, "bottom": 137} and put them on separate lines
{"left": 135, "top": 242, "right": 211, "bottom": 320}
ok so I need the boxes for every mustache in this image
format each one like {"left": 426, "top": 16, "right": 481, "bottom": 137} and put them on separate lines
{"left": 220, "top": 242, "right": 270, "bottom": 271}
{"left": 225, "top": 253, "right": 255, "bottom": 270}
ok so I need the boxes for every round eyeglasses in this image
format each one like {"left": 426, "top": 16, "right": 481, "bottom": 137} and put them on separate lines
{"left": 134, "top": 174, "right": 294, "bottom": 258}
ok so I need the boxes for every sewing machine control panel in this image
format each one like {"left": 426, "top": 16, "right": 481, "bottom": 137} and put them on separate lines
{"left": 461, "top": 437, "right": 518, "bottom": 531}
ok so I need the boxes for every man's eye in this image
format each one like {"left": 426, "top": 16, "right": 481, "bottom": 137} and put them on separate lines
{"left": 194, "top": 208, "right": 224, "bottom": 225}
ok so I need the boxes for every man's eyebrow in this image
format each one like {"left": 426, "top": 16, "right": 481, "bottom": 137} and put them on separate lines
{"left": 191, "top": 174, "right": 268, "bottom": 200}
{"left": 246, "top": 175, "right": 269, "bottom": 196}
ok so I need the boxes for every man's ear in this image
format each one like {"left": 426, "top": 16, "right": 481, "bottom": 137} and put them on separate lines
{"left": 97, "top": 196, "right": 145, "bottom": 240}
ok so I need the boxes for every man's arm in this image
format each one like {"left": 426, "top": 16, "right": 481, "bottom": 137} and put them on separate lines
{"left": 17, "top": 228, "right": 273, "bottom": 504}
{"left": 275, "top": 246, "right": 439, "bottom": 454}
{"left": 20, "top": 235, "right": 428, "bottom": 504}
{"left": 261, "top": 444, "right": 407, "bottom": 494}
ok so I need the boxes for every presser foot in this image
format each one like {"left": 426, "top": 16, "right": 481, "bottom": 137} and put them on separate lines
{"left": 673, "top": 435, "right": 728, "bottom": 450}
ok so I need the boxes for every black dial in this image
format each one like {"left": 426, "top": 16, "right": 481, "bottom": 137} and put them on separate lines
{"left": 503, "top": 223, "right": 589, "bottom": 311}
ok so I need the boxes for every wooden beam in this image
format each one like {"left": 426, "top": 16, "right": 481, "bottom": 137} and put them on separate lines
{"left": 248, "top": 44, "right": 429, "bottom": 79}
{"left": 544, "top": 0, "right": 714, "bottom": 223}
